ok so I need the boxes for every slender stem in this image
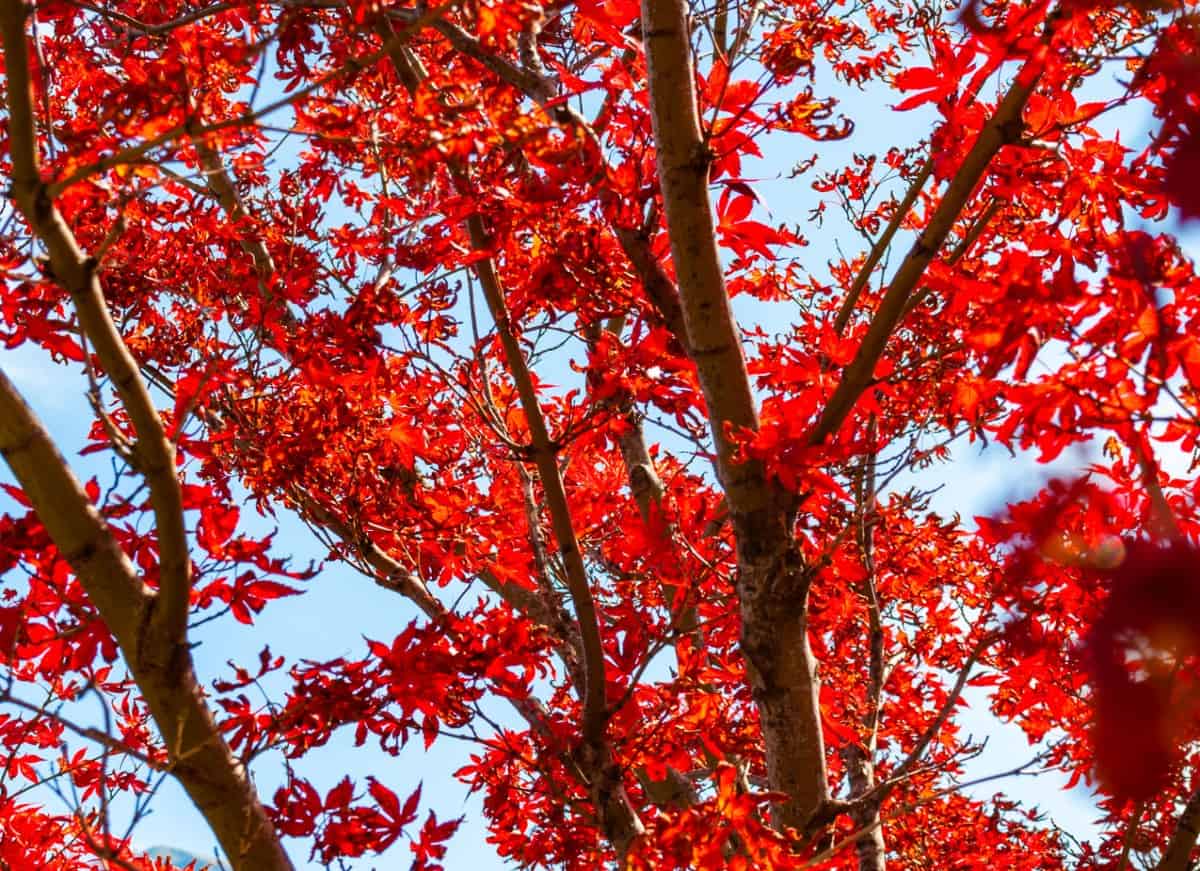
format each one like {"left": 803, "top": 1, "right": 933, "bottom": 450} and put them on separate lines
{"left": 811, "top": 60, "right": 1043, "bottom": 446}
{"left": 834, "top": 157, "right": 934, "bottom": 337}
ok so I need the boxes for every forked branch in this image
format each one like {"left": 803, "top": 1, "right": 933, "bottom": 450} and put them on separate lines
{"left": 0, "top": 6, "right": 294, "bottom": 866}
{"left": 0, "top": 371, "right": 294, "bottom": 871}
{"left": 812, "top": 61, "right": 1042, "bottom": 445}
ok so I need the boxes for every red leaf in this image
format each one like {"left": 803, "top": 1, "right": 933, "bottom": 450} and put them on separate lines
{"left": 1086, "top": 540, "right": 1200, "bottom": 801}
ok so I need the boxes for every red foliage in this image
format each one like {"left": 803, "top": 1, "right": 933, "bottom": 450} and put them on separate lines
{"left": 1087, "top": 540, "right": 1200, "bottom": 801}
{"left": 2, "top": 0, "right": 1200, "bottom": 867}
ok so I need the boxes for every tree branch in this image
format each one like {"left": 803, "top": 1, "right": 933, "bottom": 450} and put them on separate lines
{"left": 45, "top": 0, "right": 458, "bottom": 195}
{"left": 378, "top": 32, "right": 644, "bottom": 855}
{"left": 640, "top": 0, "right": 761, "bottom": 512}
{"left": 0, "top": 369, "right": 293, "bottom": 871}
{"left": 843, "top": 423, "right": 886, "bottom": 871}
{"left": 811, "top": 60, "right": 1042, "bottom": 445}
{"left": 833, "top": 157, "right": 934, "bottom": 337}
{"left": 642, "top": 0, "right": 829, "bottom": 834}
{"left": 192, "top": 136, "right": 276, "bottom": 278}
{"left": 388, "top": 9, "right": 690, "bottom": 348}
{"left": 1156, "top": 786, "right": 1200, "bottom": 871}
{"left": 871, "top": 634, "right": 994, "bottom": 806}
{"left": 3, "top": 0, "right": 192, "bottom": 666}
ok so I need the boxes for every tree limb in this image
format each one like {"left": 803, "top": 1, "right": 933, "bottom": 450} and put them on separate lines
{"left": 811, "top": 60, "right": 1042, "bottom": 445}
{"left": 1156, "top": 786, "right": 1200, "bottom": 871}
{"left": 378, "top": 32, "right": 644, "bottom": 856}
{"left": 833, "top": 157, "right": 934, "bottom": 337}
{"left": 387, "top": 8, "right": 690, "bottom": 348}
{"left": 1, "top": 0, "right": 190, "bottom": 647}
{"left": 641, "top": 0, "right": 829, "bottom": 834}
{"left": 0, "top": 369, "right": 293, "bottom": 871}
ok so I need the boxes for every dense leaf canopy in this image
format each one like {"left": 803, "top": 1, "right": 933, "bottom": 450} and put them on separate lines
{"left": 1, "top": 0, "right": 1200, "bottom": 867}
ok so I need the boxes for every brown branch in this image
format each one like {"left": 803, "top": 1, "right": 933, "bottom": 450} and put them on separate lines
{"left": 387, "top": 9, "right": 690, "bottom": 348}
{"left": 0, "top": 690, "right": 170, "bottom": 773}
{"left": 642, "top": 0, "right": 828, "bottom": 835}
{"left": 478, "top": 566, "right": 580, "bottom": 664}
{"left": 1156, "top": 786, "right": 1200, "bottom": 871}
{"left": 0, "top": 370, "right": 293, "bottom": 871}
{"left": 870, "top": 633, "right": 994, "bottom": 806}
{"left": 590, "top": 319, "right": 702, "bottom": 812}
{"left": 843, "top": 422, "right": 886, "bottom": 871}
{"left": 1133, "top": 439, "right": 1182, "bottom": 541}
{"left": 836, "top": 44, "right": 1018, "bottom": 338}
{"left": 192, "top": 137, "right": 276, "bottom": 278}
{"left": 465, "top": 214, "right": 611, "bottom": 743}
{"left": 0, "top": 372, "right": 147, "bottom": 634}
{"left": 901, "top": 196, "right": 1004, "bottom": 319}
{"left": 2, "top": 0, "right": 191, "bottom": 665}
{"left": 811, "top": 60, "right": 1042, "bottom": 445}
{"left": 591, "top": 317, "right": 698, "bottom": 639}
{"left": 46, "top": 0, "right": 459, "bottom": 196}
{"left": 806, "top": 752, "right": 1051, "bottom": 868}
{"left": 1117, "top": 801, "right": 1146, "bottom": 871}
{"left": 68, "top": 0, "right": 238, "bottom": 36}
{"left": 373, "top": 44, "right": 610, "bottom": 731}
{"left": 300, "top": 499, "right": 445, "bottom": 619}
{"left": 378, "top": 32, "right": 644, "bottom": 855}
{"left": 833, "top": 157, "right": 934, "bottom": 337}
{"left": 641, "top": 0, "right": 761, "bottom": 511}
{"left": 297, "top": 476, "right": 593, "bottom": 744}
{"left": 400, "top": 18, "right": 700, "bottom": 695}
{"left": 711, "top": 0, "right": 729, "bottom": 56}
{"left": 384, "top": 18, "right": 614, "bottom": 739}
{"left": 856, "top": 422, "right": 884, "bottom": 744}
{"left": 802, "top": 630, "right": 996, "bottom": 842}
{"left": 516, "top": 470, "right": 587, "bottom": 683}
{"left": 292, "top": 487, "right": 582, "bottom": 761}
{"left": 384, "top": 17, "right": 711, "bottom": 822}
{"left": 73, "top": 813, "right": 143, "bottom": 871}
{"left": 0, "top": 7, "right": 300, "bottom": 863}
{"left": 427, "top": 16, "right": 557, "bottom": 103}
{"left": 324, "top": 525, "right": 606, "bottom": 806}
{"left": 611, "top": 226, "right": 690, "bottom": 348}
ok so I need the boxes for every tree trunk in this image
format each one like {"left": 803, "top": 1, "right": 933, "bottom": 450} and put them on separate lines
{"left": 641, "top": 0, "right": 830, "bottom": 831}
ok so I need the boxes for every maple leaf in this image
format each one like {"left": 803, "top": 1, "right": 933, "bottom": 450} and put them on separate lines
{"left": 892, "top": 38, "right": 978, "bottom": 111}
{"left": 1086, "top": 540, "right": 1200, "bottom": 801}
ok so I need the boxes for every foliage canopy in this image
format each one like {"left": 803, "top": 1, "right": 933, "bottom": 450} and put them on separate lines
{"left": 1, "top": 0, "right": 1200, "bottom": 867}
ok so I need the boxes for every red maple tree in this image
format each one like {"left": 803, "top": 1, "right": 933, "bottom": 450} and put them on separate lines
{"left": 1, "top": 0, "right": 1200, "bottom": 867}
